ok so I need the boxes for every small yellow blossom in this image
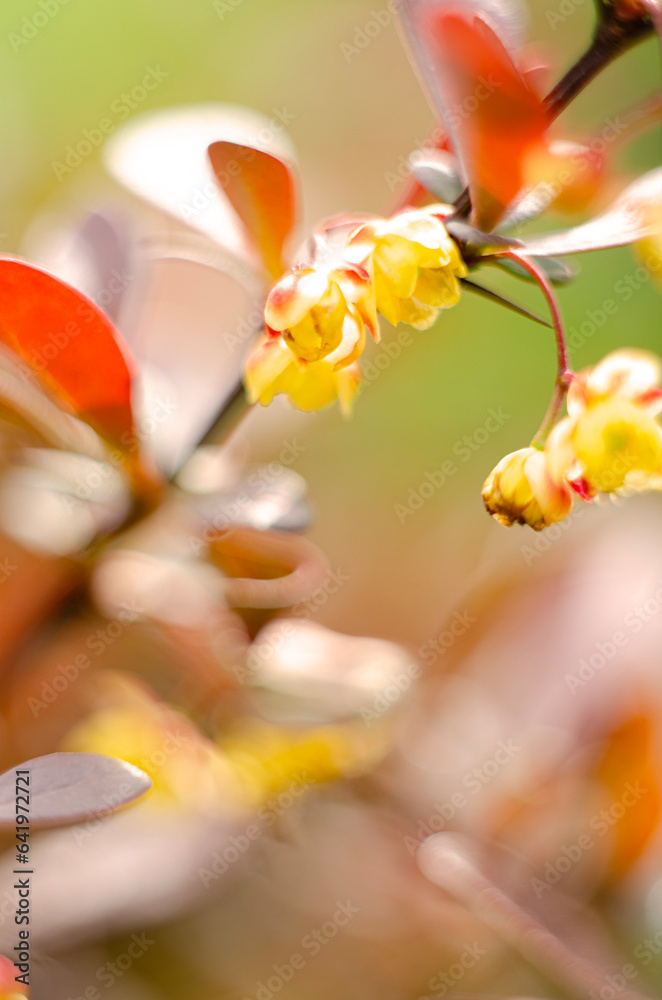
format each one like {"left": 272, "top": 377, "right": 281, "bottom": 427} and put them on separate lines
{"left": 547, "top": 350, "right": 662, "bottom": 495}
{"left": 571, "top": 398, "right": 662, "bottom": 492}
{"left": 264, "top": 264, "right": 378, "bottom": 366}
{"left": 347, "top": 205, "right": 467, "bottom": 330}
{"left": 482, "top": 446, "right": 573, "bottom": 531}
{"left": 567, "top": 349, "right": 662, "bottom": 417}
{"left": 244, "top": 333, "right": 361, "bottom": 416}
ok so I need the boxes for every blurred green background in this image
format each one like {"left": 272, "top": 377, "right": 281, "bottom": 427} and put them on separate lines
{"left": 0, "top": 0, "right": 660, "bottom": 649}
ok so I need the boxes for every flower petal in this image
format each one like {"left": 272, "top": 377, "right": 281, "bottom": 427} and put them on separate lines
{"left": 264, "top": 269, "right": 330, "bottom": 331}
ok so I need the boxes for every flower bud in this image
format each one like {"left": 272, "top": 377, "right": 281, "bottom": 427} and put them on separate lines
{"left": 482, "top": 447, "right": 573, "bottom": 531}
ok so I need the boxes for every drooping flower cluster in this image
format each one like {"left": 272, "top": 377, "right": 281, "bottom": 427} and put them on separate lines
{"left": 244, "top": 205, "right": 467, "bottom": 415}
{"left": 483, "top": 350, "right": 662, "bottom": 531}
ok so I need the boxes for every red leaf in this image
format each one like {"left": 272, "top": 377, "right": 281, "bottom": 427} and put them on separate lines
{"left": 0, "top": 258, "right": 135, "bottom": 444}
{"left": 208, "top": 142, "right": 297, "bottom": 278}
{"left": 398, "top": 1, "right": 548, "bottom": 229}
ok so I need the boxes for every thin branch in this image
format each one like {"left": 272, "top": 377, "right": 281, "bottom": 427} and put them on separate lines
{"left": 452, "top": 6, "right": 654, "bottom": 219}
{"left": 192, "top": 381, "right": 250, "bottom": 455}
{"left": 420, "top": 835, "right": 655, "bottom": 1000}
{"left": 543, "top": 14, "right": 653, "bottom": 119}
{"left": 504, "top": 252, "right": 573, "bottom": 448}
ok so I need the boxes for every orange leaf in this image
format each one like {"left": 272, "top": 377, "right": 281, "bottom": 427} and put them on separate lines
{"left": 0, "top": 258, "right": 135, "bottom": 444}
{"left": 208, "top": 142, "right": 297, "bottom": 278}
{"left": 399, "top": 2, "right": 548, "bottom": 230}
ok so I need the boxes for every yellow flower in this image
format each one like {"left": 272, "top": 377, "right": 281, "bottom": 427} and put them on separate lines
{"left": 264, "top": 264, "right": 378, "bottom": 366}
{"left": 219, "top": 718, "right": 390, "bottom": 806}
{"left": 547, "top": 350, "right": 662, "bottom": 495}
{"left": 482, "top": 447, "right": 573, "bottom": 531}
{"left": 567, "top": 349, "right": 662, "bottom": 416}
{"left": 63, "top": 702, "right": 242, "bottom": 813}
{"left": 244, "top": 333, "right": 361, "bottom": 416}
{"left": 347, "top": 205, "right": 467, "bottom": 330}
{"left": 564, "top": 398, "right": 662, "bottom": 493}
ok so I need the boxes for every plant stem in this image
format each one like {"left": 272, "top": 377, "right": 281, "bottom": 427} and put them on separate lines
{"left": 504, "top": 252, "right": 573, "bottom": 448}
{"left": 420, "top": 834, "right": 653, "bottom": 1000}
{"left": 452, "top": 6, "right": 654, "bottom": 218}
{"left": 544, "top": 14, "right": 653, "bottom": 118}
{"left": 192, "top": 381, "right": 251, "bottom": 456}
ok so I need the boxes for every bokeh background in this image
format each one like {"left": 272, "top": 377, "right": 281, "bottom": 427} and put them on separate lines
{"left": 0, "top": 0, "right": 661, "bottom": 998}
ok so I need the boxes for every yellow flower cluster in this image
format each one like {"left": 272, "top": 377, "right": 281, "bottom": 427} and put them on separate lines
{"left": 483, "top": 350, "right": 662, "bottom": 531}
{"left": 244, "top": 205, "right": 466, "bottom": 414}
